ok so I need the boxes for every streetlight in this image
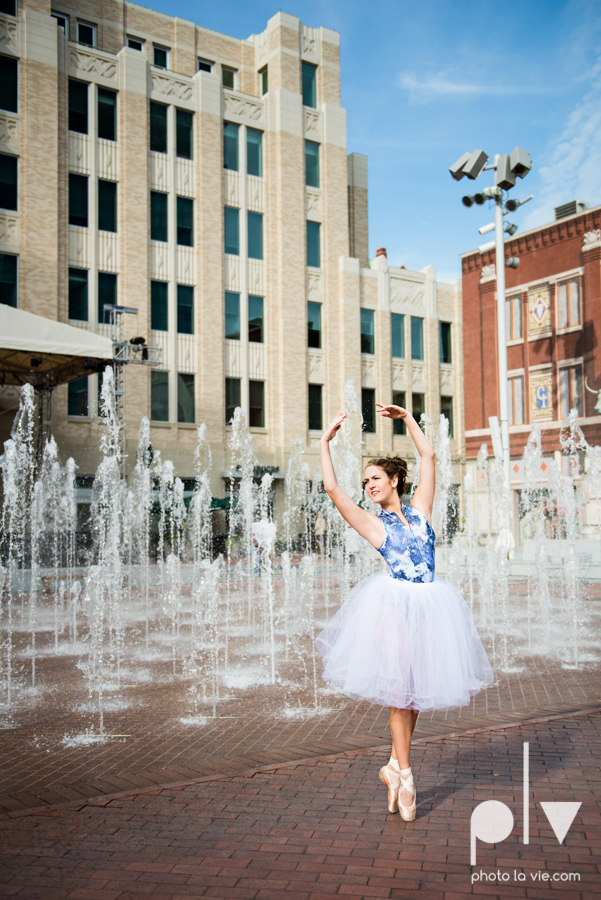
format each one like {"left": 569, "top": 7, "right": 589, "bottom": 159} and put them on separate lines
{"left": 449, "top": 146, "right": 533, "bottom": 488}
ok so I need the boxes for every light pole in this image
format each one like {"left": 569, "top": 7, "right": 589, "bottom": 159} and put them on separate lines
{"left": 449, "top": 147, "right": 533, "bottom": 489}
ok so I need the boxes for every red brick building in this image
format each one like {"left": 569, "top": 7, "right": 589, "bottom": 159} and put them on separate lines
{"left": 462, "top": 202, "right": 601, "bottom": 467}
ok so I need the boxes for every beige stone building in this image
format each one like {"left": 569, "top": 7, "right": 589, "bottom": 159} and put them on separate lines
{"left": 0, "top": 0, "right": 463, "bottom": 505}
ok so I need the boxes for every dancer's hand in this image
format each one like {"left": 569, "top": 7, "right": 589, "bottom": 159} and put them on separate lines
{"left": 376, "top": 403, "right": 410, "bottom": 421}
{"left": 321, "top": 412, "right": 346, "bottom": 443}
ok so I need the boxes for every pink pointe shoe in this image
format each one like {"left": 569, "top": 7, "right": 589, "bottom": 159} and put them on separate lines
{"left": 378, "top": 764, "right": 400, "bottom": 814}
{"left": 398, "top": 770, "right": 416, "bottom": 821}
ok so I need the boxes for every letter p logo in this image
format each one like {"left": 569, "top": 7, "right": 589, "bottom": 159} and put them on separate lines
{"left": 470, "top": 800, "right": 514, "bottom": 865}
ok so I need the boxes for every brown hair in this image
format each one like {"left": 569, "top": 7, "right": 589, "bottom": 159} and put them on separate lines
{"left": 364, "top": 456, "right": 409, "bottom": 498}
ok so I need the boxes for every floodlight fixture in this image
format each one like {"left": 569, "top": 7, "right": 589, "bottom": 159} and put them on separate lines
{"left": 449, "top": 151, "right": 472, "bottom": 181}
{"left": 463, "top": 149, "right": 489, "bottom": 180}
{"left": 509, "top": 146, "right": 532, "bottom": 179}
{"left": 504, "top": 222, "right": 518, "bottom": 236}
{"left": 478, "top": 240, "right": 496, "bottom": 254}
{"left": 473, "top": 192, "right": 486, "bottom": 206}
{"left": 505, "top": 257, "right": 520, "bottom": 269}
{"left": 495, "top": 154, "right": 517, "bottom": 191}
{"left": 462, "top": 195, "right": 474, "bottom": 208}
{"left": 504, "top": 194, "right": 533, "bottom": 213}
{"left": 478, "top": 222, "right": 496, "bottom": 235}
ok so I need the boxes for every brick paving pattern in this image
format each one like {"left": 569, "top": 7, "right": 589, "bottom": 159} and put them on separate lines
{"left": 0, "top": 710, "right": 599, "bottom": 899}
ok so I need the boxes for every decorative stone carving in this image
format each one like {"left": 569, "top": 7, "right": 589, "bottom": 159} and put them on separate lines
{"left": 301, "top": 25, "right": 318, "bottom": 60}
{"left": 305, "top": 110, "right": 320, "bottom": 137}
{"left": 69, "top": 227, "right": 89, "bottom": 267}
{"left": 248, "top": 342, "right": 266, "bottom": 379}
{"left": 392, "top": 361, "right": 406, "bottom": 389}
{"left": 151, "top": 72, "right": 193, "bottom": 101}
{"left": 224, "top": 94, "right": 262, "bottom": 122}
{"left": 0, "top": 114, "right": 18, "bottom": 151}
{"left": 176, "top": 158, "right": 193, "bottom": 197}
{"left": 254, "top": 31, "right": 268, "bottom": 68}
{"left": 411, "top": 363, "right": 425, "bottom": 388}
{"left": 247, "top": 175, "right": 263, "bottom": 212}
{"left": 98, "top": 231, "right": 117, "bottom": 272}
{"left": 440, "top": 367, "right": 453, "bottom": 391}
{"left": 150, "top": 242, "right": 169, "bottom": 280}
{"left": 361, "top": 356, "right": 376, "bottom": 388}
{"left": 389, "top": 278, "right": 423, "bottom": 309}
{"left": 307, "top": 271, "right": 321, "bottom": 298}
{"left": 225, "top": 339, "right": 242, "bottom": 377}
{"left": 248, "top": 259, "right": 264, "bottom": 294}
{"left": 224, "top": 255, "right": 240, "bottom": 291}
{"left": 150, "top": 152, "right": 170, "bottom": 192}
{"left": 97, "top": 139, "right": 117, "bottom": 180}
{"left": 582, "top": 229, "right": 601, "bottom": 251}
{"left": 0, "top": 213, "right": 18, "bottom": 246}
{"left": 178, "top": 335, "right": 193, "bottom": 370}
{"left": 480, "top": 264, "right": 496, "bottom": 283}
{"left": 308, "top": 349, "right": 324, "bottom": 383}
{"left": 177, "top": 247, "right": 194, "bottom": 285}
{"left": 70, "top": 48, "right": 117, "bottom": 79}
{"left": 0, "top": 15, "right": 18, "bottom": 53}
{"left": 69, "top": 132, "right": 89, "bottom": 173}
{"left": 306, "top": 188, "right": 321, "bottom": 219}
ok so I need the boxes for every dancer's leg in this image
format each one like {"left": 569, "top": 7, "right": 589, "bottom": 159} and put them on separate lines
{"left": 389, "top": 707, "right": 418, "bottom": 808}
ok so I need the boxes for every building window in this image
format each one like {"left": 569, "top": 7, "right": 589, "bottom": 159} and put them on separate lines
{"left": 98, "top": 272, "right": 116, "bottom": 324}
{"left": 248, "top": 211, "right": 263, "bottom": 260}
{"left": 559, "top": 365, "right": 583, "bottom": 419}
{"left": 178, "top": 373, "right": 195, "bottom": 424}
{"left": 1, "top": 0, "right": 16, "bottom": 14}
{"left": 68, "top": 377, "right": 89, "bottom": 416}
{"left": 224, "top": 206, "right": 239, "bottom": 255}
{"left": 412, "top": 392, "right": 425, "bottom": 426}
{"left": 76, "top": 21, "right": 96, "bottom": 47}
{"left": 411, "top": 316, "right": 424, "bottom": 361}
{"left": 247, "top": 128, "right": 262, "bottom": 177}
{"left": 177, "top": 284, "right": 193, "bottom": 335}
{"left": 0, "top": 56, "right": 18, "bottom": 113}
{"left": 176, "top": 109, "right": 193, "bottom": 159}
{"left": 0, "top": 154, "right": 17, "bottom": 211}
{"left": 307, "top": 301, "right": 321, "bottom": 348}
{"left": 153, "top": 45, "right": 169, "bottom": 69}
{"left": 362, "top": 388, "right": 376, "bottom": 433}
{"left": 440, "top": 396, "right": 454, "bottom": 437}
{"left": 97, "top": 88, "right": 117, "bottom": 141}
{"left": 69, "top": 80, "right": 88, "bottom": 134}
{"left": 127, "top": 36, "right": 144, "bottom": 50}
{"left": 392, "top": 391, "right": 406, "bottom": 435}
{"left": 222, "top": 66, "right": 236, "bottom": 89}
{"left": 508, "top": 376, "right": 524, "bottom": 426}
{"left": 305, "top": 140, "right": 319, "bottom": 188}
{"left": 505, "top": 293, "right": 522, "bottom": 341}
{"left": 391, "top": 313, "right": 404, "bottom": 358}
{"left": 225, "top": 291, "right": 240, "bottom": 340}
{"left": 439, "top": 322, "right": 452, "bottom": 364}
{"left": 360, "top": 308, "right": 374, "bottom": 354}
{"left": 302, "top": 62, "right": 317, "bottom": 108}
{"left": 223, "top": 122, "right": 239, "bottom": 171}
{"left": 225, "top": 377, "right": 240, "bottom": 422}
{"left": 51, "top": 11, "right": 69, "bottom": 36}
{"left": 150, "top": 191, "right": 168, "bottom": 242}
{"left": 0, "top": 253, "right": 17, "bottom": 308}
{"left": 306, "top": 220, "right": 320, "bottom": 268}
{"left": 558, "top": 278, "right": 581, "bottom": 329}
{"left": 151, "top": 370, "right": 169, "bottom": 422}
{"left": 151, "top": 280, "right": 168, "bottom": 331}
{"left": 68, "top": 173, "right": 87, "bottom": 226}
{"left": 249, "top": 380, "right": 265, "bottom": 428}
{"left": 308, "top": 384, "right": 322, "bottom": 431}
{"left": 98, "top": 180, "right": 117, "bottom": 232}
{"left": 150, "top": 102, "right": 167, "bottom": 153}
{"left": 248, "top": 295, "right": 263, "bottom": 343}
{"left": 68, "top": 267, "right": 88, "bottom": 321}
{"left": 177, "top": 196, "right": 193, "bottom": 246}
{"left": 198, "top": 58, "right": 213, "bottom": 73}
{"left": 259, "top": 66, "right": 268, "bottom": 96}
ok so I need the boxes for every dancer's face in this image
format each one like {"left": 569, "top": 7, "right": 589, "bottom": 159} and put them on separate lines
{"left": 363, "top": 466, "right": 397, "bottom": 504}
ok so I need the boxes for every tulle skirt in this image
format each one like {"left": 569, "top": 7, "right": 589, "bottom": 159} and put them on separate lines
{"left": 315, "top": 572, "right": 493, "bottom": 711}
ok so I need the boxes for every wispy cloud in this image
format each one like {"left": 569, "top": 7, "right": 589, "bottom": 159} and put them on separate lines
{"left": 398, "top": 70, "right": 547, "bottom": 101}
{"left": 522, "top": 57, "right": 601, "bottom": 228}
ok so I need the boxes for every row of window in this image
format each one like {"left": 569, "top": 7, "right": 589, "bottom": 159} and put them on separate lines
{"left": 505, "top": 278, "right": 582, "bottom": 342}
{"left": 507, "top": 364, "right": 583, "bottom": 426}
{"left": 358, "top": 310, "right": 452, "bottom": 363}
{"left": 68, "top": 371, "right": 196, "bottom": 424}
{"left": 222, "top": 122, "right": 321, "bottom": 189}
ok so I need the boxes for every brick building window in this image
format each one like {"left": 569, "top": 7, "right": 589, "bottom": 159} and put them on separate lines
{"left": 177, "top": 196, "right": 193, "bottom": 246}
{"left": 68, "top": 173, "right": 87, "bottom": 225}
{"left": 308, "top": 302, "right": 321, "bottom": 348}
{"left": 225, "top": 377, "right": 240, "bottom": 422}
{"left": 68, "top": 267, "right": 88, "bottom": 321}
{"left": 249, "top": 380, "right": 264, "bottom": 427}
{"left": 412, "top": 392, "right": 425, "bottom": 427}
{"left": 98, "top": 272, "right": 116, "bottom": 323}
{"left": 248, "top": 211, "right": 263, "bottom": 259}
{"left": 198, "top": 58, "right": 213, "bottom": 73}
{"left": 1, "top": 0, "right": 16, "bottom": 14}
{"left": 441, "top": 396, "right": 454, "bottom": 437}
{"left": 306, "top": 221, "right": 320, "bottom": 267}
{"left": 305, "top": 140, "right": 319, "bottom": 188}
{"left": 391, "top": 313, "right": 404, "bottom": 358}
{"left": 360, "top": 308, "right": 374, "bottom": 354}
{"left": 98, "top": 88, "right": 116, "bottom": 141}
{"left": 557, "top": 278, "right": 581, "bottom": 329}
{"left": 151, "top": 371, "right": 169, "bottom": 421}
{"left": 308, "top": 384, "right": 322, "bottom": 431}
{"left": 362, "top": 388, "right": 376, "bottom": 433}
{"left": 153, "top": 45, "right": 169, "bottom": 69}
{"left": 98, "top": 180, "right": 117, "bottom": 232}
{"left": 0, "top": 154, "right": 17, "bottom": 211}
{"left": 52, "top": 11, "right": 69, "bottom": 36}
{"left": 69, "top": 80, "right": 88, "bottom": 133}
{"left": 508, "top": 376, "right": 524, "bottom": 425}
{"left": 223, "top": 122, "right": 239, "bottom": 170}
{"left": 224, "top": 206, "right": 239, "bottom": 255}
{"left": 76, "top": 21, "right": 96, "bottom": 47}
{"left": 176, "top": 109, "right": 193, "bottom": 159}
{"left": 411, "top": 317, "right": 424, "bottom": 360}
{"left": 151, "top": 280, "right": 168, "bottom": 331}
{"left": 222, "top": 66, "right": 236, "bottom": 89}
{"left": 505, "top": 294, "right": 522, "bottom": 341}
{"left": 0, "top": 55, "right": 18, "bottom": 113}
{"left": 127, "top": 36, "right": 144, "bottom": 51}
{"left": 247, "top": 128, "right": 262, "bottom": 177}
{"left": 559, "top": 365, "right": 583, "bottom": 419}
{"left": 225, "top": 291, "right": 240, "bottom": 340}
{"left": 68, "top": 378, "right": 89, "bottom": 416}
{"left": 439, "top": 322, "right": 452, "bottom": 363}
{"left": 177, "top": 285, "right": 193, "bottom": 334}
{"left": 0, "top": 252, "right": 17, "bottom": 308}
{"left": 150, "top": 102, "right": 167, "bottom": 153}
{"left": 150, "top": 191, "right": 168, "bottom": 242}
{"left": 248, "top": 295, "right": 263, "bottom": 343}
{"left": 259, "top": 66, "right": 268, "bottom": 96}
{"left": 302, "top": 62, "right": 316, "bottom": 108}
{"left": 393, "top": 391, "right": 406, "bottom": 435}
{"left": 178, "top": 373, "right": 195, "bottom": 423}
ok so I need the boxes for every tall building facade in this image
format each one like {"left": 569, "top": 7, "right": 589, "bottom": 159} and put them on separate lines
{"left": 0, "top": 0, "right": 462, "bottom": 505}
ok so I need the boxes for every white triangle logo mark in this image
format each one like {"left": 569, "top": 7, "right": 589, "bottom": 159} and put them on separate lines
{"left": 541, "top": 802, "right": 581, "bottom": 844}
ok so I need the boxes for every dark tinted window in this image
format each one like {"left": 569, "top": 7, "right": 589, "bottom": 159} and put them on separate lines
{"left": 305, "top": 140, "right": 319, "bottom": 187}
{"left": 0, "top": 154, "right": 17, "bottom": 210}
{"left": 151, "top": 371, "right": 169, "bottom": 421}
{"left": 150, "top": 102, "right": 167, "bottom": 153}
{"left": 177, "top": 284, "right": 193, "bottom": 334}
{"left": 177, "top": 196, "right": 193, "bottom": 246}
{"left": 249, "top": 380, "right": 264, "bottom": 428}
{"left": 98, "top": 272, "right": 117, "bottom": 323}
{"left": 98, "top": 180, "right": 117, "bottom": 232}
{"left": 151, "top": 281, "right": 168, "bottom": 331}
{"left": 307, "top": 301, "right": 321, "bottom": 348}
{"left": 68, "top": 378, "right": 89, "bottom": 416}
{"left": 97, "top": 88, "right": 116, "bottom": 141}
{"left": 0, "top": 55, "right": 17, "bottom": 113}
{"left": 0, "top": 252, "right": 17, "bottom": 307}
{"left": 308, "top": 384, "right": 322, "bottom": 431}
{"left": 150, "top": 191, "right": 168, "bottom": 242}
{"left": 302, "top": 62, "right": 316, "bottom": 107}
{"left": 69, "top": 80, "right": 88, "bottom": 133}
{"left": 362, "top": 388, "right": 375, "bottom": 433}
{"left": 225, "top": 377, "right": 240, "bottom": 422}
{"left": 68, "top": 267, "right": 88, "bottom": 320}
{"left": 69, "top": 173, "right": 88, "bottom": 226}
{"left": 248, "top": 295, "right": 263, "bottom": 343}
{"left": 223, "top": 122, "right": 239, "bottom": 171}
{"left": 176, "top": 109, "right": 193, "bottom": 159}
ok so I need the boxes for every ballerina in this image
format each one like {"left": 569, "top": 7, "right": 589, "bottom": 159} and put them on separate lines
{"left": 315, "top": 402, "right": 493, "bottom": 820}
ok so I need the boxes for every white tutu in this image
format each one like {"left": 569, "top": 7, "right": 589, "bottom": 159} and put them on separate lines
{"left": 315, "top": 572, "right": 493, "bottom": 711}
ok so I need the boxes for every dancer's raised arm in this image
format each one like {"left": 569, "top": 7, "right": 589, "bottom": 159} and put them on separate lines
{"left": 320, "top": 413, "right": 384, "bottom": 549}
{"left": 376, "top": 403, "right": 435, "bottom": 522}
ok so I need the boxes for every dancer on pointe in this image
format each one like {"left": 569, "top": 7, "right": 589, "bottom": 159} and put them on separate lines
{"left": 315, "top": 402, "right": 493, "bottom": 820}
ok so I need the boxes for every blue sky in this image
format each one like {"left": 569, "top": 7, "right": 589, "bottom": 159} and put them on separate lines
{"left": 141, "top": 0, "right": 601, "bottom": 282}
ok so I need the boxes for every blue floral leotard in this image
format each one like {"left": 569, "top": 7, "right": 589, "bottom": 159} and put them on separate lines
{"left": 377, "top": 504, "right": 435, "bottom": 583}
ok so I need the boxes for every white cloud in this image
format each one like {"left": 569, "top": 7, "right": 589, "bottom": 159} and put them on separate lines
{"left": 398, "top": 70, "right": 544, "bottom": 100}
{"left": 522, "top": 58, "right": 601, "bottom": 228}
